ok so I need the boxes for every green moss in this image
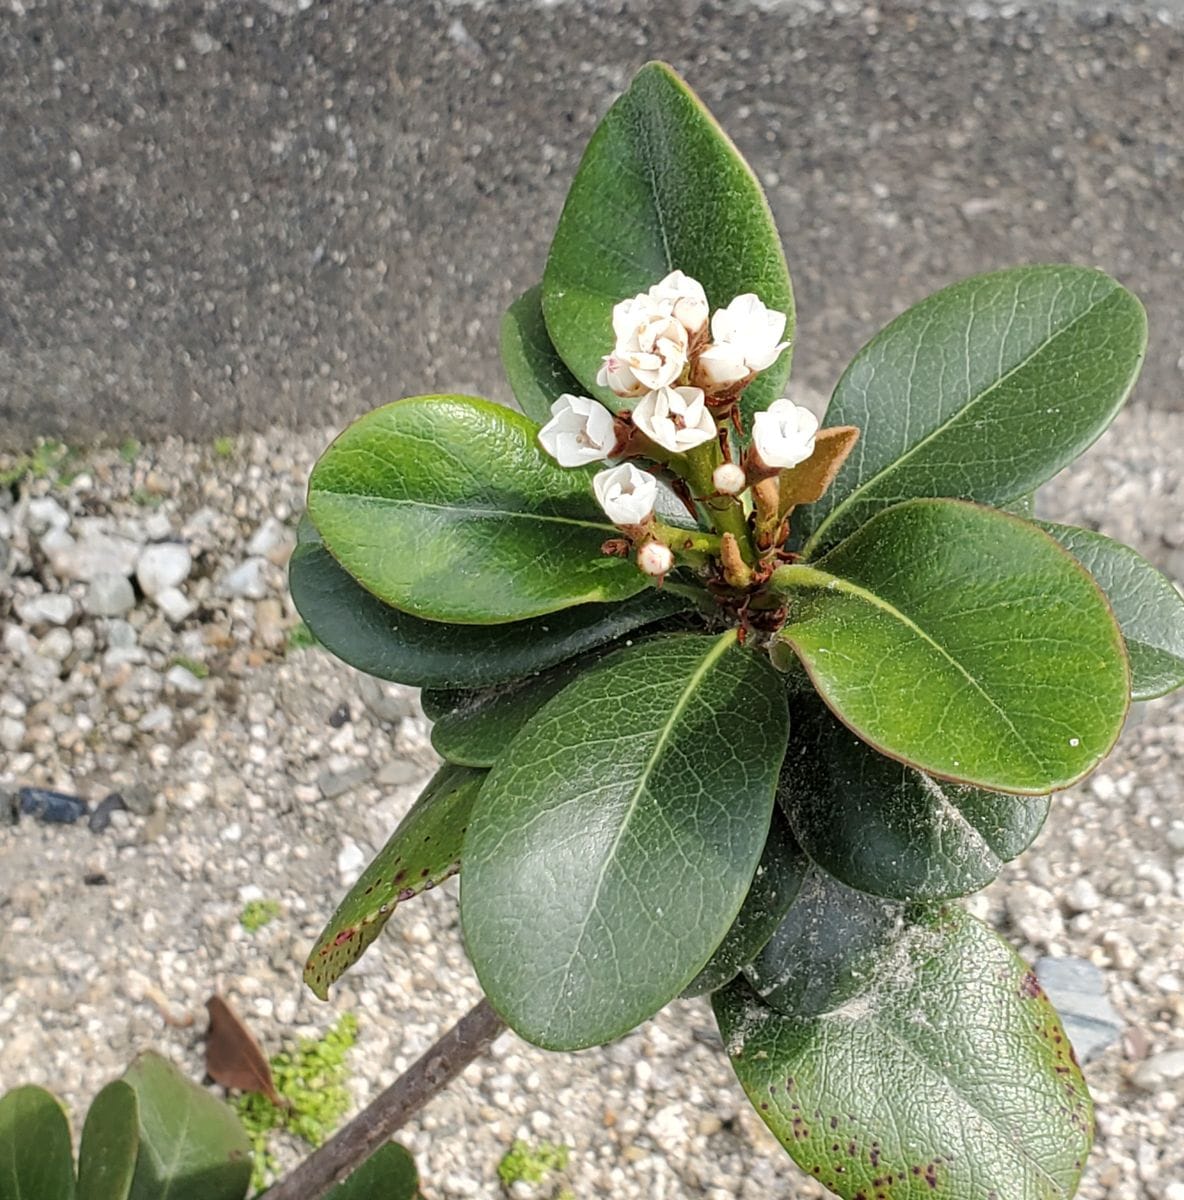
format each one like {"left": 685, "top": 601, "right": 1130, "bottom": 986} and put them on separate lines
{"left": 0, "top": 439, "right": 83, "bottom": 488}
{"left": 130, "top": 487, "right": 164, "bottom": 508}
{"left": 286, "top": 621, "right": 319, "bottom": 651}
{"left": 233, "top": 1014, "right": 359, "bottom": 1192}
{"left": 238, "top": 899, "right": 281, "bottom": 933}
{"left": 213, "top": 435, "right": 237, "bottom": 459}
{"left": 497, "top": 1140, "right": 571, "bottom": 1189}
{"left": 167, "top": 656, "right": 209, "bottom": 679}
{"left": 119, "top": 438, "right": 141, "bottom": 463}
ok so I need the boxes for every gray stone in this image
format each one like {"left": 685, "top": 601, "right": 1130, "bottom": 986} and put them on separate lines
{"left": 36, "top": 627, "right": 74, "bottom": 662}
{"left": 356, "top": 675, "right": 417, "bottom": 724}
{"left": 336, "top": 839, "right": 366, "bottom": 881}
{"left": 15, "top": 592, "right": 76, "bottom": 628}
{"left": 1063, "top": 878, "right": 1101, "bottom": 914}
{"left": 1130, "top": 1048, "right": 1184, "bottom": 1092}
{"left": 1033, "top": 956, "right": 1124, "bottom": 1065}
{"left": 154, "top": 587, "right": 195, "bottom": 625}
{"left": 375, "top": 758, "right": 422, "bottom": 788}
{"left": 136, "top": 543, "right": 192, "bottom": 597}
{"left": 42, "top": 528, "right": 141, "bottom": 582}
{"left": 119, "top": 783, "right": 157, "bottom": 817}
{"left": 317, "top": 763, "right": 372, "bottom": 800}
{"left": 246, "top": 517, "right": 287, "bottom": 558}
{"left": 0, "top": 718, "right": 24, "bottom": 753}
{"left": 25, "top": 497, "right": 69, "bottom": 535}
{"left": 84, "top": 573, "right": 136, "bottom": 618}
{"left": 104, "top": 620, "right": 138, "bottom": 650}
{"left": 2, "top": 1, "right": 1183, "bottom": 448}
{"left": 218, "top": 557, "right": 268, "bottom": 600}
{"left": 164, "top": 664, "right": 205, "bottom": 695}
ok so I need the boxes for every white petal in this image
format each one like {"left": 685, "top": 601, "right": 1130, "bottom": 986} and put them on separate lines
{"left": 593, "top": 463, "right": 658, "bottom": 526}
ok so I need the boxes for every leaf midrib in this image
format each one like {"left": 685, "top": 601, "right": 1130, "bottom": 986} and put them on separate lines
{"left": 545, "top": 632, "right": 738, "bottom": 1029}
{"left": 778, "top": 565, "right": 1041, "bottom": 773}
{"left": 803, "top": 287, "right": 1116, "bottom": 556}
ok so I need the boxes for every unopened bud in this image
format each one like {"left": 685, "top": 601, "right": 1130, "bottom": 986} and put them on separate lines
{"left": 712, "top": 462, "right": 747, "bottom": 495}
{"left": 637, "top": 541, "right": 675, "bottom": 579}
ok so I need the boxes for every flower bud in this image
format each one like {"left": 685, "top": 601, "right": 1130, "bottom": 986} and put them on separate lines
{"left": 693, "top": 342, "right": 750, "bottom": 392}
{"left": 712, "top": 462, "right": 747, "bottom": 495}
{"left": 537, "top": 393, "right": 617, "bottom": 467}
{"left": 592, "top": 463, "right": 658, "bottom": 528}
{"left": 708, "top": 293, "right": 790, "bottom": 375}
{"left": 631, "top": 385, "right": 716, "bottom": 455}
{"left": 751, "top": 399, "right": 819, "bottom": 470}
{"left": 648, "top": 270, "right": 709, "bottom": 335}
{"left": 637, "top": 540, "right": 675, "bottom": 579}
{"left": 598, "top": 294, "right": 690, "bottom": 396}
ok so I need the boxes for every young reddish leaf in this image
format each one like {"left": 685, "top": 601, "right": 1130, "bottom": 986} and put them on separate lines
{"left": 780, "top": 425, "right": 860, "bottom": 515}
{"left": 204, "top": 995, "right": 284, "bottom": 1107}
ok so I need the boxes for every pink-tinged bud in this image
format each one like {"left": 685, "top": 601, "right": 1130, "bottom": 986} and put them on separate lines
{"left": 637, "top": 540, "right": 675, "bottom": 579}
{"left": 712, "top": 462, "right": 747, "bottom": 495}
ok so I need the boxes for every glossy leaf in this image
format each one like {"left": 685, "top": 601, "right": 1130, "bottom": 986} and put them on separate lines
{"left": 542, "top": 61, "right": 792, "bottom": 425}
{"left": 714, "top": 909, "right": 1093, "bottom": 1200}
{"left": 780, "top": 694, "right": 1049, "bottom": 900}
{"left": 0, "top": 1086, "right": 74, "bottom": 1200}
{"left": 307, "top": 395, "right": 644, "bottom": 623}
{"left": 462, "top": 632, "right": 788, "bottom": 1050}
{"left": 798, "top": 265, "right": 1147, "bottom": 555}
{"left": 501, "top": 285, "right": 585, "bottom": 425}
{"left": 774, "top": 499, "right": 1129, "bottom": 794}
{"left": 682, "top": 806, "right": 808, "bottom": 997}
{"left": 1039, "top": 521, "right": 1184, "bottom": 700}
{"left": 78, "top": 1081, "right": 139, "bottom": 1200}
{"left": 305, "top": 763, "right": 485, "bottom": 1000}
{"left": 290, "top": 518, "right": 687, "bottom": 689}
{"left": 325, "top": 1143, "right": 418, "bottom": 1200}
{"left": 123, "top": 1053, "right": 252, "bottom": 1200}
{"left": 744, "top": 866, "right": 908, "bottom": 1018}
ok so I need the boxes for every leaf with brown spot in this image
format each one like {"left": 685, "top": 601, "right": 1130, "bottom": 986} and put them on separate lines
{"left": 303, "top": 762, "right": 487, "bottom": 1000}
{"left": 780, "top": 426, "right": 860, "bottom": 517}
{"left": 204, "top": 995, "right": 284, "bottom": 1107}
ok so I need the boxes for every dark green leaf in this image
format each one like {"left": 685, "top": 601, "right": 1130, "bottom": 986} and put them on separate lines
{"left": 307, "top": 395, "right": 644, "bottom": 623}
{"left": 682, "top": 806, "right": 807, "bottom": 997}
{"left": 0, "top": 1086, "right": 74, "bottom": 1200}
{"left": 743, "top": 866, "right": 908, "bottom": 1017}
{"left": 501, "top": 285, "right": 586, "bottom": 425}
{"left": 290, "top": 518, "right": 687, "bottom": 689}
{"left": 123, "top": 1053, "right": 252, "bottom": 1200}
{"left": 1038, "top": 521, "right": 1184, "bottom": 701}
{"left": 305, "top": 763, "right": 485, "bottom": 1000}
{"left": 714, "top": 909, "right": 1093, "bottom": 1200}
{"left": 325, "top": 1143, "right": 418, "bottom": 1200}
{"left": 462, "top": 632, "right": 788, "bottom": 1050}
{"left": 798, "top": 265, "right": 1147, "bottom": 555}
{"left": 780, "top": 694, "right": 1049, "bottom": 900}
{"left": 78, "top": 1081, "right": 139, "bottom": 1200}
{"left": 542, "top": 62, "right": 792, "bottom": 426}
{"left": 774, "top": 499, "right": 1129, "bottom": 794}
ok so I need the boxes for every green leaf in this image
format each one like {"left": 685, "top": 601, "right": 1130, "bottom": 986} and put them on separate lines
{"left": 714, "top": 908, "right": 1093, "bottom": 1200}
{"left": 462, "top": 632, "right": 788, "bottom": 1050}
{"left": 0, "top": 1086, "right": 75, "bottom": 1200}
{"left": 682, "top": 806, "right": 808, "bottom": 997}
{"left": 290, "top": 517, "right": 686, "bottom": 689}
{"left": 78, "top": 1081, "right": 139, "bottom": 1200}
{"left": 501, "top": 285, "right": 586, "bottom": 425}
{"left": 542, "top": 61, "right": 793, "bottom": 425}
{"left": 305, "top": 763, "right": 485, "bottom": 1001}
{"left": 307, "top": 395, "right": 645, "bottom": 624}
{"left": 123, "top": 1053, "right": 251, "bottom": 1200}
{"left": 780, "top": 694, "right": 1049, "bottom": 900}
{"left": 743, "top": 866, "right": 909, "bottom": 1018}
{"left": 1038, "top": 521, "right": 1184, "bottom": 701}
{"left": 774, "top": 499, "right": 1129, "bottom": 794}
{"left": 325, "top": 1143, "right": 418, "bottom": 1200}
{"left": 798, "top": 265, "right": 1147, "bottom": 555}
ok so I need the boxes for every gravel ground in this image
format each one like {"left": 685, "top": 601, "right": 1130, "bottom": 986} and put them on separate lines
{"left": 1, "top": 405, "right": 1183, "bottom": 1199}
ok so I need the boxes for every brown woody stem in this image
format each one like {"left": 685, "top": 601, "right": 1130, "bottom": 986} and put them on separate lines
{"left": 266, "top": 999, "right": 506, "bottom": 1200}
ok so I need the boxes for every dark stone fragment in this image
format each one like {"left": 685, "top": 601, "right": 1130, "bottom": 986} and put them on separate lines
{"left": 83, "top": 872, "right": 110, "bottom": 886}
{"left": 18, "top": 787, "right": 89, "bottom": 824}
{"left": 88, "top": 792, "right": 128, "bottom": 834}
{"left": 328, "top": 701, "right": 352, "bottom": 728}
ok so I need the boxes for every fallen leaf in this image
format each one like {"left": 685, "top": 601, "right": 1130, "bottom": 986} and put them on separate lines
{"left": 205, "top": 994, "right": 285, "bottom": 1107}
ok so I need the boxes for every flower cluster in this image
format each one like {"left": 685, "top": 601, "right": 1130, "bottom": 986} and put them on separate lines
{"left": 537, "top": 270, "right": 823, "bottom": 584}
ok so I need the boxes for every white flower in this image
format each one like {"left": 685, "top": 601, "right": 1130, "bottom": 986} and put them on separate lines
{"left": 597, "top": 295, "right": 689, "bottom": 395}
{"left": 712, "top": 462, "right": 748, "bottom": 495}
{"left": 631, "top": 386, "right": 716, "bottom": 455}
{"left": 647, "top": 270, "right": 709, "bottom": 335}
{"left": 637, "top": 541, "right": 674, "bottom": 579}
{"left": 592, "top": 463, "right": 658, "bottom": 527}
{"left": 537, "top": 394, "right": 616, "bottom": 467}
{"left": 707, "top": 293, "right": 790, "bottom": 376}
{"left": 751, "top": 399, "right": 820, "bottom": 470}
{"left": 693, "top": 342, "right": 750, "bottom": 392}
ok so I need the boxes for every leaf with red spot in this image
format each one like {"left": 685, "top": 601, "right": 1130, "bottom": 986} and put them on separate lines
{"left": 714, "top": 907, "right": 1093, "bottom": 1200}
{"left": 304, "top": 763, "right": 486, "bottom": 1000}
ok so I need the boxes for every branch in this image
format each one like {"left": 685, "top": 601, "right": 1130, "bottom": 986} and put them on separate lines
{"left": 266, "top": 998, "right": 506, "bottom": 1200}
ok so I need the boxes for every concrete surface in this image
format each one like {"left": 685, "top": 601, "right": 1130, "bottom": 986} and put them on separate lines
{"left": 1, "top": 0, "right": 1182, "bottom": 446}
